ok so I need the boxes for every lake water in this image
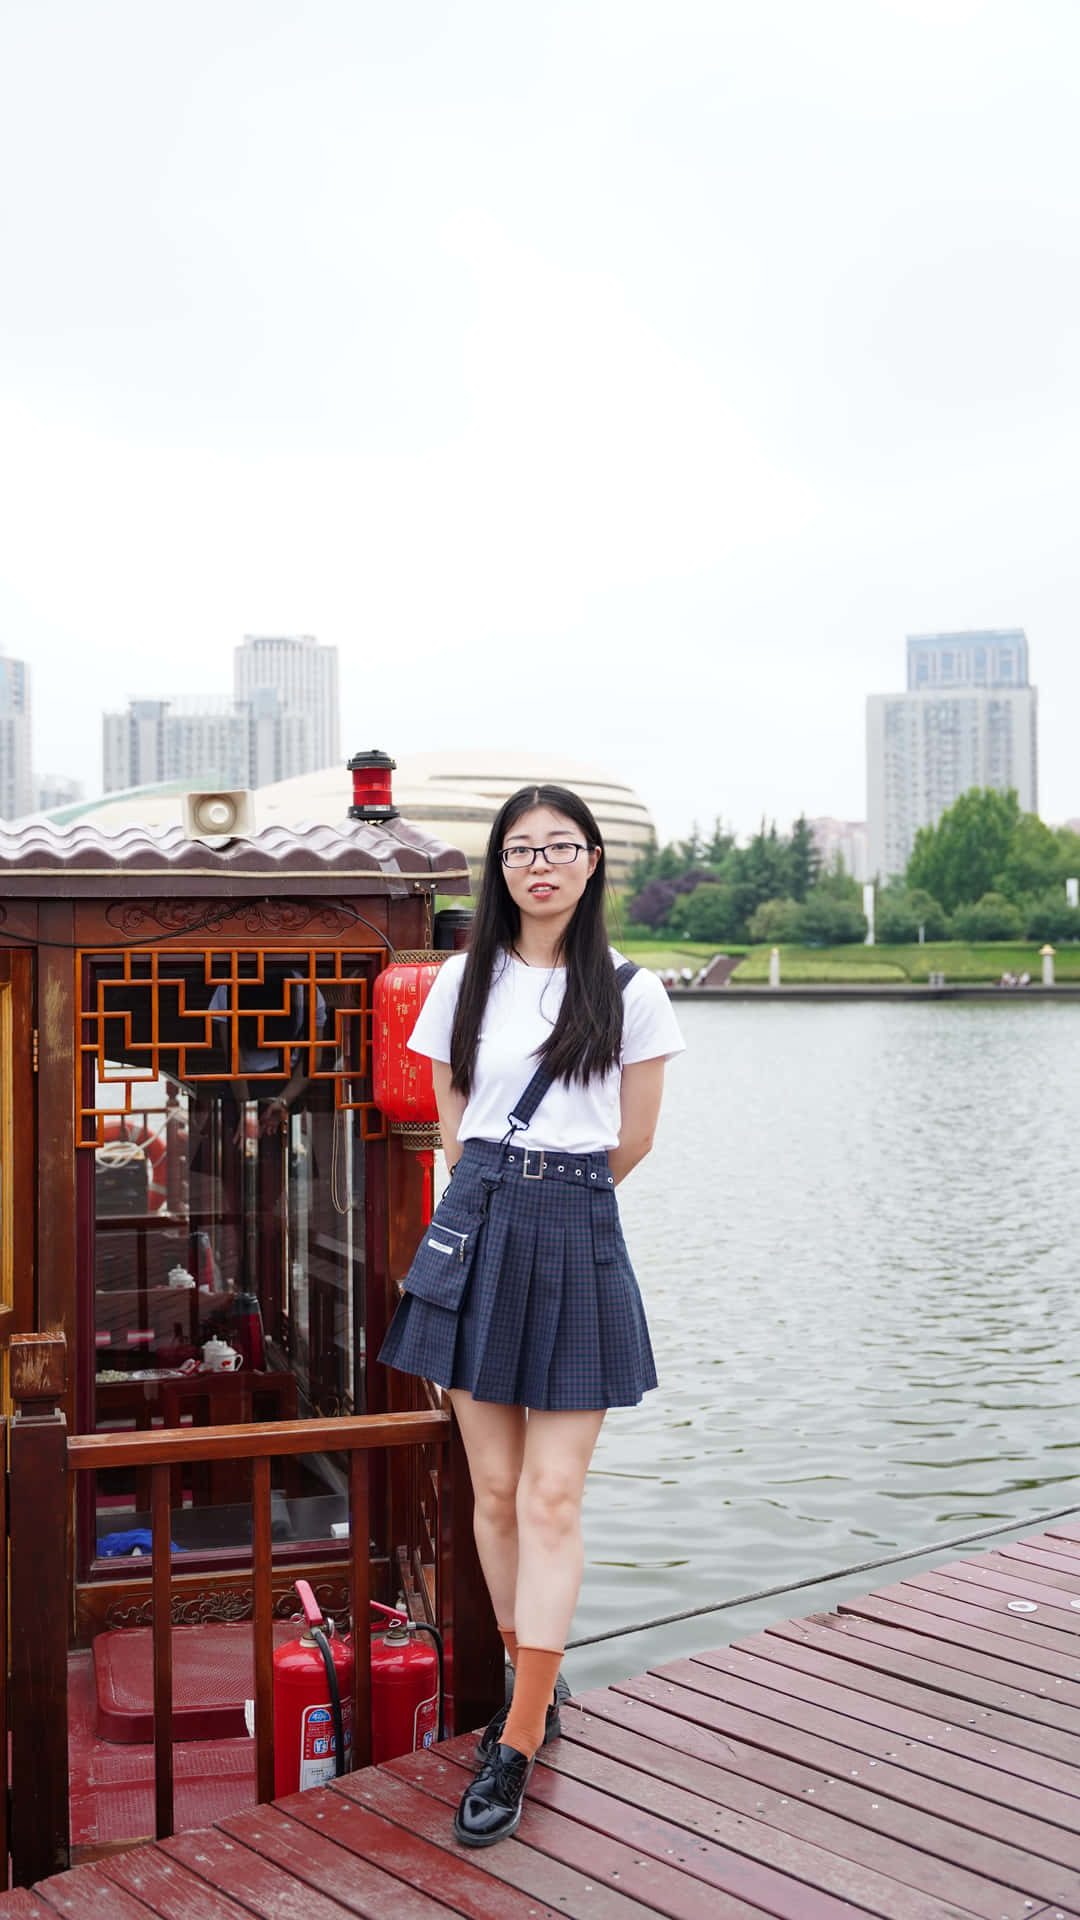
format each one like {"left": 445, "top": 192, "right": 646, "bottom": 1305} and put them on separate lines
{"left": 571, "top": 998, "right": 1080, "bottom": 1689}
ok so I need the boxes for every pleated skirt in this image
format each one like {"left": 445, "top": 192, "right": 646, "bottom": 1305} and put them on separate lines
{"left": 377, "top": 1137, "right": 658, "bottom": 1411}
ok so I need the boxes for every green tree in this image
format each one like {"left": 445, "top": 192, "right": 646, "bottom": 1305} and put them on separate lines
{"left": 1025, "top": 894, "right": 1080, "bottom": 943}
{"left": 797, "top": 894, "right": 866, "bottom": 945}
{"left": 786, "top": 815, "right": 822, "bottom": 902}
{"left": 994, "top": 812, "right": 1062, "bottom": 902}
{"left": 705, "top": 817, "right": 735, "bottom": 865}
{"left": 906, "top": 788, "right": 1021, "bottom": 912}
{"left": 875, "top": 887, "right": 949, "bottom": 944}
{"left": 747, "top": 897, "right": 803, "bottom": 942}
{"left": 952, "top": 891, "right": 1024, "bottom": 941}
{"left": 669, "top": 883, "right": 740, "bottom": 942}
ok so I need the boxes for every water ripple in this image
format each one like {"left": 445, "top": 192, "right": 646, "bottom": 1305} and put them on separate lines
{"left": 576, "top": 1000, "right": 1080, "bottom": 1681}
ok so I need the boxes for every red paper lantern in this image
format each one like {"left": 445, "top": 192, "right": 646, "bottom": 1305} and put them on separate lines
{"left": 372, "top": 953, "right": 444, "bottom": 1147}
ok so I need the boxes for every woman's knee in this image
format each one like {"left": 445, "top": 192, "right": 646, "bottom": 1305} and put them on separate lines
{"left": 473, "top": 1467, "right": 520, "bottom": 1532}
{"left": 517, "top": 1468, "right": 582, "bottom": 1542}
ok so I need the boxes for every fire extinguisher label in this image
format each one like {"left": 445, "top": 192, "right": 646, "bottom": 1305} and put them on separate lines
{"left": 414, "top": 1689, "right": 439, "bottom": 1750}
{"left": 299, "top": 1700, "right": 353, "bottom": 1791}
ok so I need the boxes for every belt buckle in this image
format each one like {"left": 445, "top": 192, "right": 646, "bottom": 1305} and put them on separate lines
{"left": 521, "top": 1148, "right": 546, "bottom": 1180}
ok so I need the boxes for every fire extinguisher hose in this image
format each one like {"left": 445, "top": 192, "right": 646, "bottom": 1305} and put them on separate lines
{"left": 309, "top": 1623, "right": 347, "bottom": 1778}
{"left": 412, "top": 1623, "right": 445, "bottom": 1744}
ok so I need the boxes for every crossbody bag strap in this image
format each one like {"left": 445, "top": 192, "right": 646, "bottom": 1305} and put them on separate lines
{"left": 501, "top": 960, "right": 639, "bottom": 1143}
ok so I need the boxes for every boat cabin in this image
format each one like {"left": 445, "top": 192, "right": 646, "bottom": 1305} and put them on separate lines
{"left": 0, "top": 761, "right": 500, "bottom": 1883}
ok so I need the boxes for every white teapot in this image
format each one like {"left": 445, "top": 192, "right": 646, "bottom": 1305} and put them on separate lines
{"left": 201, "top": 1337, "right": 242, "bottom": 1372}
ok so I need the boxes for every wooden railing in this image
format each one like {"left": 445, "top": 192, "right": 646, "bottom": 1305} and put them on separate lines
{"left": 6, "top": 1333, "right": 501, "bottom": 1889}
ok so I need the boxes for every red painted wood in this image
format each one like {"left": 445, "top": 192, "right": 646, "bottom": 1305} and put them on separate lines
{"left": 433, "top": 1740, "right": 878, "bottom": 1920}
{"left": 738, "top": 1623, "right": 1080, "bottom": 1745}
{"left": 945, "top": 1549, "right": 1080, "bottom": 1608}
{"left": 340, "top": 1763, "right": 678, "bottom": 1920}
{"left": 30, "top": 1862, "right": 158, "bottom": 1916}
{"left": 792, "top": 1607, "right": 1080, "bottom": 1707}
{"left": 903, "top": 1564, "right": 1080, "bottom": 1630}
{"left": 768, "top": 1611, "right": 1080, "bottom": 1725}
{"left": 218, "top": 1802, "right": 456, "bottom": 1918}
{"left": 281, "top": 1783, "right": 566, "bottom": 1920}
{"left": 161, "top": 1826, "right": 356, "bottom": 1919}
{"left": 842, "top": 1582, "right": 1080, "bottom": 1670}
{"left": 101, "top": 1844, "right": 254, "bottom": 1917}
{"left": 532, "top": 1705, "right": 1072, "bottom": 1918}
{"left": 348, "top": 1451, "right": 372, "bottom": 1772}
{"left": 652, "top": 1651, "right": 1080, "bottom": 1803}
{"left": 0, "top": 1894, "right": 54, "bottom": 1918}
{"left": 999, "top": 1540, "right": 1080, "bottom": 1576}
{"left": 616, "top": 1662, "right": 1080, "bottom": 1827}
{"left": 67, "top": 1408, "right": 448, "bottom": 1470}
{"left": 564, "top": 1683, "right": 1080, "bottom": 1882}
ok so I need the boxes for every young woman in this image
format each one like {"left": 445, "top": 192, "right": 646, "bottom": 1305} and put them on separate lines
{"left": 379, "top": 783, "right": 684, "bottom": 1845}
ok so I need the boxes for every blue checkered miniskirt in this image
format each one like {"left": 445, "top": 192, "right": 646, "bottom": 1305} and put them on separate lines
{"left": 377, "top": 1138, "right": 658, "bottom": 1410}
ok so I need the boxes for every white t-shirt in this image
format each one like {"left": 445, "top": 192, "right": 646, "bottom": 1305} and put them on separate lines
{"left": 407, "top": 950, "right": 685, "bottom": 1153}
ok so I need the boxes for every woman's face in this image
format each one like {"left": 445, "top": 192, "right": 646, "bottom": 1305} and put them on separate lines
{"left": 499, "top": 804, "right": 600, "bottom": 927}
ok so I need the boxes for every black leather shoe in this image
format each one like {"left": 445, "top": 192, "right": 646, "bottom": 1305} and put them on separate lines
{"left": 474, "top": 1669, "right": 569, "bottom": 1764}
{"left": 453, "top": 1742, "right": 534, "bottom": 1847}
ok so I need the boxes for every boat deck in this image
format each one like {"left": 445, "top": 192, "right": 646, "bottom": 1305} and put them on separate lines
{"left": 6, "top": 1515, "right": 1080, "bottom": 1918}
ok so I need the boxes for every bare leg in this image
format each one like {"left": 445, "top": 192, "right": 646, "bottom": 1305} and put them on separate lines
{"left": 513, "top": 1408, "right": 606, "bottom": 1651}
{"left": 448, "top": 1390, "right": 527, "bottom": 1632}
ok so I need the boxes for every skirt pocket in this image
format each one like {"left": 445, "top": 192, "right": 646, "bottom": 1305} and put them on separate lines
{"left": 402, "top": 1204, "right": 484, "bottom": 1312}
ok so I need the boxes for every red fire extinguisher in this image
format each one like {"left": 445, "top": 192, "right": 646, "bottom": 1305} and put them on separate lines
{"left": 369, "top": 1599, "right": 443, "bottom": 1764}
{"left": 273, "top": 1581, "right": 353, "bottom": 1797}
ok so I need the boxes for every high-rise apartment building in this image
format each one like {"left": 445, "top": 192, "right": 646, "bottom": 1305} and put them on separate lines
{"left": 807, "top": 817, "right": 869, "bottom": 882}
{"left": 103, "top": 698, "right": 252, "bottom": 793}
{"left": 234, "top": 635, "right": 339, "bottom": 777}
{"left": 0, "top": 655, "right": 34, "bottom": 819}
{"left": 906, "top": 627, "right": 1029, "bottom": 691}
{"left": 867, "top": 629, "right": 1038, "bottom": 880}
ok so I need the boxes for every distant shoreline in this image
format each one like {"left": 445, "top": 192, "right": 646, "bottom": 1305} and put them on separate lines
{"left": 667, "top": 982, "right": 1080, "bottom": 1002}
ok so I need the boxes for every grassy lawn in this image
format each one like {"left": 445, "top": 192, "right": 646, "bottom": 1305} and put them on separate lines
{"left": 735, "top": 941, "right": 1080, "bottom": 984}
{"left": 619, "top": 941, "right": 746, "bottom": 972}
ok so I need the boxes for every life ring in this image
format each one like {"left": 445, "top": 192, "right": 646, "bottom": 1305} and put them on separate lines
{"left": 96, "top": 1118, "right": 169, "bottom": 1211}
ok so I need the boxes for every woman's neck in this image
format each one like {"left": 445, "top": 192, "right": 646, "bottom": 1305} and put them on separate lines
{"left": 511, "top": 924, "right": 567, "bottom": 969}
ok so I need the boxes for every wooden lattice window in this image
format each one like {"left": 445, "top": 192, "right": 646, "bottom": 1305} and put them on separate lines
{"left": 77, "top": 946, "right": 386, "bottom": 1147}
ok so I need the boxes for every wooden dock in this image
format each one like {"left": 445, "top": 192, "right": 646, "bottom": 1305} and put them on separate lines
{"left": 6, "top": 1514, "right": 1080, "bottom": 1918}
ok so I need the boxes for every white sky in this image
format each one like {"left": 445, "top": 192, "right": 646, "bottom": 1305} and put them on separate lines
{"left": 2, "top": 0, "right": 1079, "bottom": 841}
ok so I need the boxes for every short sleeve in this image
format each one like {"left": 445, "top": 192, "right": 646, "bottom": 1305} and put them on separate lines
{"left": 407, "top": 953, "right": 467, "bottom": 1063}
{"left": 620, "top": 968, "right": 686, "bottom": 1065}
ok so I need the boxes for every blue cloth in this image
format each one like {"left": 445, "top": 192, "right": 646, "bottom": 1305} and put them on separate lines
{"left": 98, "top": 1530, "right": 182, "bottom": 1556}
{"left": 378, "top": 1138, "right": 657, "bottom": 1410}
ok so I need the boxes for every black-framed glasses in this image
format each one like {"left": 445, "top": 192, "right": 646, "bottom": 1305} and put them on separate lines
{"left": 500, "top": 841, "right": 592, "bottom": 869}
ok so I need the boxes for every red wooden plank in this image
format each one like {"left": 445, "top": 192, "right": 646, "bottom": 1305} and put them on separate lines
{"left": 903, "top": 1565, "right": 1080, "bottom": 1633}
{"left": 961, "top": 1546, "right": 1080, "bottom": 1599}
{"left": 688, "top": 1641, "right": 1080, "bottom": 1777}
{"left": 570, "top": 1682, "right": 1080, "bottom": 1871}
{"left": 792, "top": 1608, "right": 1080, "bottom": 1713}
{"left": 345, "top": 1758, "right": 768, "bottom": 1920}
{"left": 618, "top": 1662, "right": 1080, "bottom": 1817}
{"left": 161, "top": 1827, "right": 356, "bottom": 1920}
{"left": 378, "top": 1745, "right": 862, "bottom": 1920}
{"left": 31, "top": 1862, "right": 159, "bottom": 1916}
{"left": 218, "top": 1802, "right": 457, "bottom": 1918}
{"left": 280, "top": 1783, "right": 568, "bottom": 1920}
{"left": 841, "top": 1583, "right": 1080, "bottom": 1673}
{"left": 999, "top": 1541, "right": 1080, "bottom": 1577}
{"left": 747, "top": 1618, "right": 1080, "bottom": 1738}
{"left": 515, "top": 1748, "right": 982, "bottom": 1920}
{"left": 102, "top": 1844, "right": 258, "bottom": 1918}
{"left": 714, "top": 1620, "right": 1080, "bottom": 1766}
{"left": 557, "top": 1688, "right": 1080, "bottom": 1907}
{"left": 348, "top": 1453, "right": 372, "bottom": 1773}
{"left": 0, "top": 1894, "right": 56, "bottom": 1918}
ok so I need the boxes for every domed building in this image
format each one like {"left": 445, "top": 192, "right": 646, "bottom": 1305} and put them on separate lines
{"left": 37, "top": 750, "right": 656, "bottom": 887}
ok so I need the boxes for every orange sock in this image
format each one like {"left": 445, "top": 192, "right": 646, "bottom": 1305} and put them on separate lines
{"left": 501, "top": 1646, "right": 562, "bottom": 1759}
{"left": 498, "top": 1625, "right": 518, "bottom": 1668}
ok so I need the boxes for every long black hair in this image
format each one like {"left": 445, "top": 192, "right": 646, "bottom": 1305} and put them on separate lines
{"left": 449, "top": 784, "right": 623, "bottom": 1097}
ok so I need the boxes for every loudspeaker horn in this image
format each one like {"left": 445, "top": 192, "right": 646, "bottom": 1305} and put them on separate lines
{"left": 181, "top": 789, "right": 256, "bottom": 844}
